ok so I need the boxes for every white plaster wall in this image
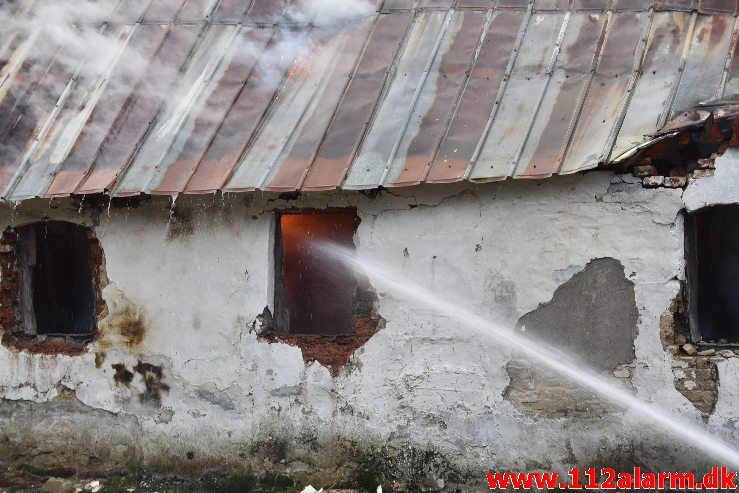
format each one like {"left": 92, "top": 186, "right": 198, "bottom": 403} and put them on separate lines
{"left": 0, "top": 163, "right": 737, "bottom": 480}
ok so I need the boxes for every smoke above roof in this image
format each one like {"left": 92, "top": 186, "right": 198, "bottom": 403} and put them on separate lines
{"left": 0, "top": 0, "right": 376, "bottom": 120}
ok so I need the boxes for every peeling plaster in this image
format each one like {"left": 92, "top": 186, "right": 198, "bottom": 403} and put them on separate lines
{"left": 713, "top": 359, "right": 739, "bottom": 420}
{"left": 0, "top": 171, "right": 737, "bottom": 482}
{"left": 685, "top": 149, "right": 739, "bottom": 212}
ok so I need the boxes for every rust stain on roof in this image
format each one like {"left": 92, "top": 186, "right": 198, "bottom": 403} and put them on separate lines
{"left": 1, "top": 0, "right": 739, "bottom": 201}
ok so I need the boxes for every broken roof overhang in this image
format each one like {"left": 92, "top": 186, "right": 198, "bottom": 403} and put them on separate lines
{"left": 612, "top": 95, "right": 739, "bottom": 164}
{"left": 610, "top": 95, "right": 739, "bottom": 179}
{"left": 2, "top": 0, "right": 739, "bottom": 203}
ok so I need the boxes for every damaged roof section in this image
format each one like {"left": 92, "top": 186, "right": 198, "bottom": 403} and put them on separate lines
{"left": 611, "top": 95, "right": 739, "bottom": 187}
{"left": 1, "top": 0, "right": 739, "bottom": 200}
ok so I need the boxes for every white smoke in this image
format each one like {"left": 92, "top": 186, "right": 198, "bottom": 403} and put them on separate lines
{"left": 3, "top": 1, "right": 143, "bottom": 77}
{"left": 2, "top": 0, "right": 376, "bottom": 84}
{"left": 285, "top": 0, "right": 377, "bottom": 25}
{"left": 0, "top": 0, "right": 376, "bottom": 128}
{"left": 251, "top": 0, "right": 376, "bottom": 88}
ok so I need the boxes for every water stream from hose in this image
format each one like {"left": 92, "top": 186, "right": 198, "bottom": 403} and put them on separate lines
{"left": 319, "top": 242, "right": 739, "bottom": 469}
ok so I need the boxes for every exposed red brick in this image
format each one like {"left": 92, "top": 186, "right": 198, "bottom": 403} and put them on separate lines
{"left": 265, "top": 208, "right": 383, "bottom": 374}
{"left": 0, "top": 333, "right": 88, "bottom": 356}
{"left": 0, "top": 229, "right": 19, "bottom": 335}
{"left": 263, "top": 316, "right": 383, "bottom": 376}
{"left": 729, "top": 118, "right": 739, "bottom": 147}
{"left": 700, "top": 119, "right": 724, "bottom": 143}
{"left": 0, "top": 224, "right": 106, "bottom": 355}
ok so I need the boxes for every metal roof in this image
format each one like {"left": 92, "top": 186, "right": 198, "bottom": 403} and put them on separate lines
{"left": 1, "top": 0, "right": 739, "bottom": 200}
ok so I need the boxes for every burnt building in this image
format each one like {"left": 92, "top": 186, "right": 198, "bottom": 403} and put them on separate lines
{"left": 1, "top": 0, "right": 739, "bottom": 489}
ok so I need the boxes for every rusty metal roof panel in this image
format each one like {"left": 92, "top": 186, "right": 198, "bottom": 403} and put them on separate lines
{"left": 23, "top": 0, "right": 121, "bottom": 23}
{"left": 244, "top": 0, "right": 291, "bottom": 23}
{"left": 261, "top": 19, "right": 374, "bottom": 192}
{"left": 113, "top": 24, "right": 242, "bottom": 196}
{"left": 469, "top": 11, "right": 567, "bottom": 182}
{"left": 223, "top": 29, "right": 351, "bottom": 192}
{"left": 721, "top": 19, "right": 739, "bottom": 95}
{"left": 210, "top": 0, "right": 252, "bottom": 22}
{"left": 112, "top": 0, "right": 156, "bottom": 23}
{"left": 386, "top": 10, "right": 486, "bottom": 187}
{"left": 699, "top": 0, "right": 737, "bottom": 14}
{"left": 610, "top": 11, "right": 691, "bottom": 161}
{"left": 7, "top": 26, "right": 136, "bottom": 202}
{"left": 182, "top": 28, "right": 295, "bottom": 194}
{"left": 458, "top": 0, "right": 494, "bottom": 7}
{"left": 515, "top": 11, "right": 607, "bottom": 178}
{"left": 656, "top": 0, "right": 695, "bottom": 10}
{"left": 498, "top": 0, "right": 530, "bottom": 8}
{"left": 44, "top": 23, "right": 170, "bottom": 198}
{"left": 343, "top": 10, "right": 448, "bottom": 189}
{"left": 301, "top": 12, "right": 411, "bottom": 191}
{"left": 559, "top": 11, "right": 650, "bottom": 174}
{"left": 613, "top": 0, "right": 654, "bottom": 10}
{"left": 142, "top": 26, "right": 272, "bottom": 195}
{"left": 0, "top": 31, "right": 42, "bottom": 131}
{"left": 0, "top": 34, "right": 68, "bottom": 194}
{"left": 418, "top": 0, "right": 454, "bottom": 8}
{"left": 534, "top": 0, "right": 571, "bottom": 11}
{"left": 383, "top": 0, "right": 417, "bottom": 9}
{"left": 2, "top": 2, "right": 739, "bottom": 200}
{"left": 426, "top": 9, "right": 524, "bottom": 183}
{"left": 144, "top": 0, "right": 188, "bottom": 22}
{"left": 668, "top": 14, "right": 736, "bottom": 118}
{"left": 76, "top": 24, "right": 203, "bottom": 195}
{"left": 175, "top": 0, "right": 220, "bottom": 22}
{"left": 574, "top": 0, "right": 611, "bottom": 9}
{"left": 225, "top": 18, "right": 376, "bottom": 192}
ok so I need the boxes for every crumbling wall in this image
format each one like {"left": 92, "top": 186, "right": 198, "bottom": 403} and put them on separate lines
{"left": 671, "top": 356, "right": 720, "bottom": 415}
{"left": 505, "top": 258, "right": 637, "bottom": 417}
{"left": 659, "top": 285, "right": 723, "bottom": 415}
{"left": 0, "top": 230, "right": 19, "bottom": 336}
{"left": 660, "top": 153, "right": 739, "bottom": 418}
{"left": 263, "top": 252, "right": 385, "bottom": 374}
{"left": 1, "top": 157, "right": 739, "bottom": 485}
{"left": 0, "top": 224, "right": 106, "bottom": 355}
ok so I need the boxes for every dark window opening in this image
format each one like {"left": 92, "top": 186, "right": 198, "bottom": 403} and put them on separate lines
{"left": 10, "top": 221, "right": 98, "bottom": 339}
{"left": 686, "top": 205, "right": 739, "bottom": 343}
{"left": 274, "top": 210, "right": 360, "bottom": 335}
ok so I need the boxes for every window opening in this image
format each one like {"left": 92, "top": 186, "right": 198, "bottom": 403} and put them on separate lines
{"left": 275, "top": 210, "right": 359, "bottom": 335}
{"left": 685, "top": 205, "right": 739, "bottom": 343}
{"left": 15, "top": 221, "right": 97, "bottom": 338}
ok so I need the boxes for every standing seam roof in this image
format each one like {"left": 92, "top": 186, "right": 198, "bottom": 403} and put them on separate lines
{"left": 1, "top": 0, "right": 738, "bottom": 200}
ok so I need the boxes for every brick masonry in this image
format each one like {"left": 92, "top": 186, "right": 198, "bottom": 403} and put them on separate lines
{"left": 0, "top": 224, "right": 106, "bottom": 355}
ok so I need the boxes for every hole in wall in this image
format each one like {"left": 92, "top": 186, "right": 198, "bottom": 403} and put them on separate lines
{"left": 275, "top": 209, "right": 360, "bottom": 336}
{"left": 265, "top": 209, "right": 383, "bottom": 375}
{"left": 685, "top": 205, "right": 739, "bottom": 343}
{"left": 0, "top": 221, "right": 105, "bottom": 354}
